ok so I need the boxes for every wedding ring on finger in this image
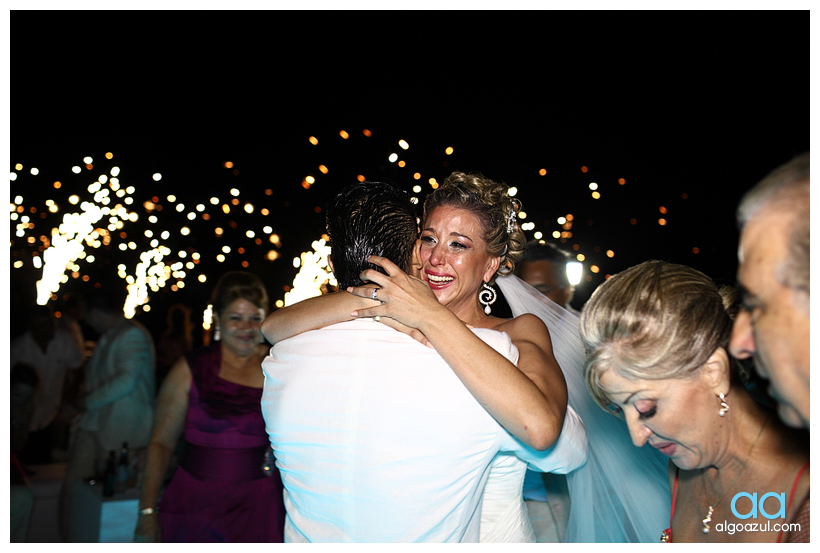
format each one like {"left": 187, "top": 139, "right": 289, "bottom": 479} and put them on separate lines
{"left": 373, "top": 316, "right": 381, "bottom": 323}
{"left": 371, "top": 288, "right": 378, "bottom": 300}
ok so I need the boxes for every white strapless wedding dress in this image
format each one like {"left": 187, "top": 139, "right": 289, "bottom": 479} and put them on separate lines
{"left": 479, "top": 452, "right": 536, "bottom": 543}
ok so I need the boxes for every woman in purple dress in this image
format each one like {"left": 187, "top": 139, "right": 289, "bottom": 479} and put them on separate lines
{"left": 134, "top": 272, "right": 285, "bottom": 542}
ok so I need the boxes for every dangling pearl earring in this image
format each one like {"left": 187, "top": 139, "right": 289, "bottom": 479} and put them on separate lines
{"left": 213, "top": 324, "right": 221, "bottom": 342}
{"left": 479, "top": 282, "right": 497, "bottom": 315}
{"left": 718, "top": 392, "right": 729, "bottom": 417}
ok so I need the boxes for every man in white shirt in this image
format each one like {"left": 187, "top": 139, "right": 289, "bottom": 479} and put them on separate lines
{"left": 261, "top": 181, "right": 587, "bottom": 542}
{"left": 58, "top": 287, "right": 156, "bottom": 541}
{"left": 10, "top": 304, "right": 85, "bottom": 464}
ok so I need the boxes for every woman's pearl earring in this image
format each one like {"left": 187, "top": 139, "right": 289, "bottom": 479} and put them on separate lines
{"left": 718, "top": 392, "right": 729, "bottom": 417}
{"left": 479, "top": 283, "right": 497, "bottom": 315}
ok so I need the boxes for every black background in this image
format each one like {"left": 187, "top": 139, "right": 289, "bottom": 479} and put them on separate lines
{"left": 9, "top": 11, "right": 809, "bottom": 344}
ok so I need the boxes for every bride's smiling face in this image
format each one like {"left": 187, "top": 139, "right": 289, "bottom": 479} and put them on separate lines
{"left": 415, "top": 205, "right": 500, "bottom": 315}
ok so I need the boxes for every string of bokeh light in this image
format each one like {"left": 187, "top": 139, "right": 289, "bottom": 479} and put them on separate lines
{"left": 10, "top": 155, "right": 286, "bottom": 323}
{"left": 282, "top": 236, "right": 335, "bottom": 307}
{"left": 10, "top": 157, "right": 150, "bottom": 309}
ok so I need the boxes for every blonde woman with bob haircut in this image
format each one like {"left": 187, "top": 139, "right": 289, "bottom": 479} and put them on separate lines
{"left": 579, "top": 260, "right": 809, "bottom": 543}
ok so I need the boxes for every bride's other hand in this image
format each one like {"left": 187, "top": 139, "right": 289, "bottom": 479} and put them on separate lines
{"left": 347, "top": 255, "right": 447, "bottom": 329}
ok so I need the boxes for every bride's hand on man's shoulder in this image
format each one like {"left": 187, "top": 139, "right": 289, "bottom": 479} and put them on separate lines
{"left": 346, "top": 255, "right": 443, "bottom": 330}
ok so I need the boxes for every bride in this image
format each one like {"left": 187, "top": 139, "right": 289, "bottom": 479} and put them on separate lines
{"left": 266, "top": 171, "right": 667, "bottom": 541}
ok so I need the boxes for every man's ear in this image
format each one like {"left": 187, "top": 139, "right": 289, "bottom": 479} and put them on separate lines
{"left": 411, "top": 240, "right": 423, "bottom": 273}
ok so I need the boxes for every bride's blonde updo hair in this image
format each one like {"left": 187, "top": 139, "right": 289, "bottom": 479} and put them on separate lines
{"left": 422, "top": 171, "right": 526, "bottom": 284}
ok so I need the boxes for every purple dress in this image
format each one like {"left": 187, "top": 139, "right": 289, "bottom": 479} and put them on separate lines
{"left": 158, "top": 344, "right": 285, "bottom": 542}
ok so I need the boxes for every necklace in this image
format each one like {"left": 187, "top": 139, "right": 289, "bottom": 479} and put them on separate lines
{"left": 700, "top": 414, "right": 769, "bottom": 533}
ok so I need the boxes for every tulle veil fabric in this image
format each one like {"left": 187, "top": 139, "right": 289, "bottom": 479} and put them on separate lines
{"left": 496, "top": 275, "right": 671, "bottom": 543}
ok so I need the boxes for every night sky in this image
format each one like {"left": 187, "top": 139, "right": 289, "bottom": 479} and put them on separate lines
{"left": 9, "top": 11, "right": 809, "bottom": 343}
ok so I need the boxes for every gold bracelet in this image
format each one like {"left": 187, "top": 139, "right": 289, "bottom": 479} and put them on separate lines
{"left": 138, "top": 507, "right": 157, "bottom": 516}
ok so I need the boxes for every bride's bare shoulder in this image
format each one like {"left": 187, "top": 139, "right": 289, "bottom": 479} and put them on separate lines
{"left": 491, "top": 313, "right": 549, "bottom": 338}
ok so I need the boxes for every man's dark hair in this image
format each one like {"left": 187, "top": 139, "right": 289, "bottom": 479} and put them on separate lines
{"left": 326, "top": 181, "right": 418, "bottom": 289}
{"left": 11, "top": 362, "right": 40, "bottom": 388}
{"left": 25, "top": 304, "right": 54, "bottom": 326}
{"left": 518, "top": 240, "right": 572, "bottom": 288}
{"left": 62, "top": 293, "right": 82, "bottom": 312}
{"left": 83, "top": 285, "right": 128, "bottom": 315}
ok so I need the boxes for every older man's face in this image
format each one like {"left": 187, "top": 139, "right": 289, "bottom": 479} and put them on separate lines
{"left": 729, "top": 211, "right": 810, "bottom": 429}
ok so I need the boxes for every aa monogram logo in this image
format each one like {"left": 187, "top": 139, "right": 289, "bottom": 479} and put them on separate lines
{"left": 730, "top": 492, "right": 786, "bottom": 520}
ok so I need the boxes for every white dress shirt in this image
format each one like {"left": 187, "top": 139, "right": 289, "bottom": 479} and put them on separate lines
{"left": 10, "top": 329, "right": 84, "bottom": 431}
{"left": 78, "top": 318, "right": 155, "bottom": 451}
{"left": 262, "top": 320, "right": 587, "bottom": 543}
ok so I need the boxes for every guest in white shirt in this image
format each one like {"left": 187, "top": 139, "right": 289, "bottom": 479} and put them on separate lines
{"left": 58, "top": 287, "right": 156, "bottom": 541}
{"left": 10, "top": 304, "right": 85, "bottom": 464}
